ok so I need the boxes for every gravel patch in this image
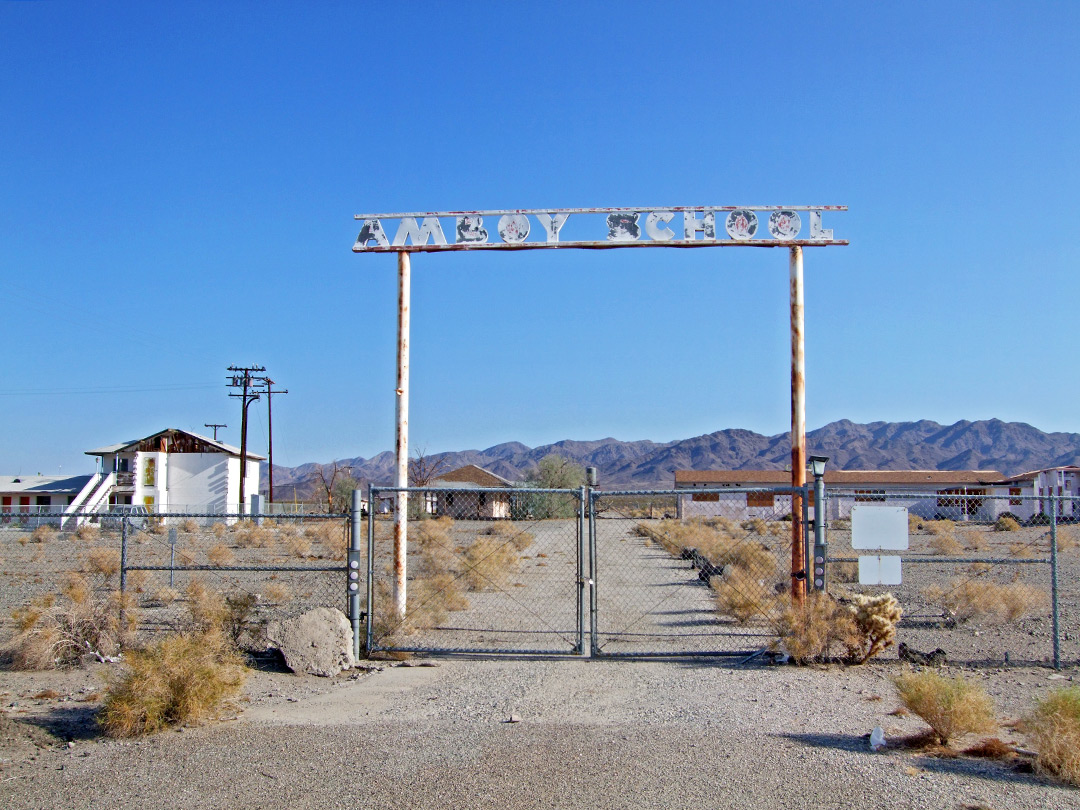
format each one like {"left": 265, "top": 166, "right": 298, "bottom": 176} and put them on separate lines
{"left": 2, "top": 657, "right": 1078, "bottom": 809}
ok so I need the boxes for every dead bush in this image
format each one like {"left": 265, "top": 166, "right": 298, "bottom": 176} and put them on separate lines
{"left": 741, "top": 518, "right": 768, "bottom": 536}
{"left": 74, "top": 524, "right": 100, "bottom": 543}
{"left": 849, "top": 593, "right": 902, "bottom": 662}
{"left": 774, "top": 591, "right": 861, "bottom": 664}
{"left": 828, "top": 560, "right": 859, "bottom": 583}
{"left": 100, "top": 628, "right": 246, "bottom": 737}
{"left": 263, "top": 583, "right": 292, "bottom": 604}
{"left": 234, "top": 522, "right": 271, "bottom": 548}
{"left": 85, "top": 546, "right": 121, "bottom": 581}
{"left": 482, "top": 521, "right": 534, "bottom": 551}
{"left": 928, "top": 532, "right": 963, "bottom": 556}
{"left": 711, "top": 569, "right": 778, "bottom": 625}
{"left": 210, "top": 522, "right": 227, "bottom": 539}
{"left": 1056, "top": 527, "right": 1078, "bottom": 552}
{"left": 30, "top": 525, "right": 55, "bottom": 544}
{"left": 206, "top": 543, "right": 234, "bottom": 566}
{"left": 923, "top": 579, "right": 1048, "bottom": 624}
{"left": 461, "top": 536, "right": 518, "bottom": 591}
{"left": 285, "top": 533, "right": 312, "bottom": 558}
{"left": 1009, "top": 542, "right": 1034, "bottom": 558}
{"left": 415, "top": 516, "right": 454, "bottom": 546}
{"left": 995, "top": 515, "right": 1022, "bottom": 532}
{"left": 61, "top": 572, "right": 92, "bottom": 605}
{"left": 893, "top": 670, "right": 996, "bottom": 745}
{"left": 1026, "top": 686, "right": 1080, "bottom": 786}
{"left": 961, "top": 530, "right": 989, "bottom": 551}
{"left": 222, "top": 592, "right": 260, "bottom": 647}
{"left": 3, "top": 591, "right": 130, "bottom": 669}
{"left": 178, "top": 518, "right": 199, "bottom": 534}
{"left": 185, "top": 579, "right": 227, "bottom": 632}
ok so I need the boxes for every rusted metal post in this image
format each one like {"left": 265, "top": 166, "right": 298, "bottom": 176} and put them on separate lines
{"left": 790, "top": 245, "right": 807, "bottom": 604}
{"left": 393, "top": 251, "right": 410, "bottom": 618}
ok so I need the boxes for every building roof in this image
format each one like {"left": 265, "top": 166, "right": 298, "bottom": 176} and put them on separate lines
{"left": 431, "top": 464, "right": 513, "bottom": 488}
{"left": 674, "top": 469, "right": 1005, "bottom": 487}
{"left": 998, "top": 465, "right": 1080, "bottom": 484}
{"left": 85, "top": 428, "right": 266, "bottom": 461}
{"left": 0, "top": 474, "right": 95, "bottom": 494}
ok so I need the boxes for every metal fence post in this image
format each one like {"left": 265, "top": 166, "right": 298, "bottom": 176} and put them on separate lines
{"left": 813, "top": 473, "right": 827, "bottom": 591}
{"left": 577, "top": 485, "right": 587, "bottom": 656}
{"left": 168, "top": 527, "right": 178, "bottom": 587}
{"left": 120, "top": 516, "right": 128, "bottom": 594}
{"left": 366, "top": 484, "right": 376, "bottom": 655}
{"left": 348, "top": 488, "right": 364, "bottom": 661}
{"left": 588, "top": 490, "right": 598, "bottom": 656}
{"left": 1051, "top": 493, "right": 1061, "bottom": 670}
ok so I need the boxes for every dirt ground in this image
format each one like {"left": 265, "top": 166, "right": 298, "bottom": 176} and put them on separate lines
{"left": 2, "top": 654, "right": 1079, "bottom": 810}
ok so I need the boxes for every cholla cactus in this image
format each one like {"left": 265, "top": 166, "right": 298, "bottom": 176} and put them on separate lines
{"left": 850, "top": 593, "right": 902, "bottom": 663}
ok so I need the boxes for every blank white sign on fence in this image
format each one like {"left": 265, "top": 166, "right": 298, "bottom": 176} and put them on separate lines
{"left": 858, "top": 555, "right": 903, "bottom": 585}
{"left": 851, "top": 505, "right": 909, "bottom": 550}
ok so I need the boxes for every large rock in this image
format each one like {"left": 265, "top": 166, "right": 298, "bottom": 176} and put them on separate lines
{"left": 266, "top": 607, "right": 355, "bottom": 677}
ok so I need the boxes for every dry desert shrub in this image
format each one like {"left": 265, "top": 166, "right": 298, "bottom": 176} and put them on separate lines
{"left": 206, "top": 543, "right": 234, "bottom": 566}
{"left": 85, "top": 546, "right": 121, "bottom": 581}
{"left": 741, "top": 518, "right": 768, "bottom": 536}
{"left": 482, "top": 521, "right": 534, "bottom": 551}
{"left": 3, "top": 590, "right": 132, "bottom": 669}
{"left": 774, "top": 591, "right": 861, "bottom": 664}
{"left": 415, "top": 516, "right": 454, "bottom": 545}
{"left": 404, "top": 574, "right": 470, "bottom": 630}
{"left": 100, "top": 628, "right": 246, "bottom": 738}
{"left": 263, "top": 583, "right": 293, "bottom": 604}
{"left": 849, "top": 593, "right": 902, "bottom": 662}
{"left": 210, "top": 522, "right": 227, "bottom": 539}
{"left": 1056, "top": 527, "right": 1078, "bottom": 552}
{"left": 125, "top": 569, "right": 149, "bottom": 594}
{"left": 1008, "top": 542, "right": 1034, "bottom": 558}
{"left": 908, "top": 514, "right": 925, "bottom": 533}
{"left": 178, "top": 518, "right": 200, "bottom": 534}
{"left": 185, "top": 579, "right": 227, "bottom": 631}
{"left": 961, "top": 530, "right": 989, "bottom": 551}
{"left": 922, "top": 579, "right": 1048, "bottom": 624}
{"left": 461, "top": 536, "right": 519, "bottom": 591}
{"left": 995, "top": 515, "right": 1022, "bottom": 532}
{"left": 285, "top": 533, "right": 312, "bottom": 558}
{"left": 30, "top": 525, "right": 55, "bottom": 544}
{"left": 828, "top": 560, "right": 859, "bottom": 583}
{"left": 1025, "top": 686, "right": 1080, "bottom": 786}
{"left": 74, "top": 524, "right": 100, "bottom": 543}
{"left": 711, "top": 569, "right": 778, "bottom": 625}
{"left": 928, "top": 531, "right": 963, "bottom": 556}
{"left": 149, "top": 586, "right": 179, "bottom": 607}
{"left": 233, "top": 521, "right": 271, "bottom": 548}
{"left": 893, "top": 671, "right": 996, "bottom": 745}
{"left": 61, "top": 572, "right": 92, "bottom": 605}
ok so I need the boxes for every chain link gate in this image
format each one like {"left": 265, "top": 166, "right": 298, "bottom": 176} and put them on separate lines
{"left": 365, "top": 486, "right": 586, "bottom": 656}
{"left": 589, "top": 488, "right": 805, "bottom": 657}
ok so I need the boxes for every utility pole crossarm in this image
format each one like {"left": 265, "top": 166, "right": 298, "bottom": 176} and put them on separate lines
{"left": 226, "top": 365, "right": 268, "bottom": 516}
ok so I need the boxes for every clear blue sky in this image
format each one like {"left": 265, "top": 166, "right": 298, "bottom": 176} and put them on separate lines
{"left": 2, "top": 1, "right": 1078, "bottom": 476}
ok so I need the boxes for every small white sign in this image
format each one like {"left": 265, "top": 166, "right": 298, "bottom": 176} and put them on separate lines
{"left": 852, "top": 505, "right": 909, "bottom": 550}
{"left": 859, "top": 555, "right": 903, "bottom": 585}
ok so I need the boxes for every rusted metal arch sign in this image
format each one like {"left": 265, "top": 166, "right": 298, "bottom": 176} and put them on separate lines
{"left": 354, "top": 206, "right": 847, "bottom": 252}
{"left": 353, "top": 205, "right": 846, "bottom": 621}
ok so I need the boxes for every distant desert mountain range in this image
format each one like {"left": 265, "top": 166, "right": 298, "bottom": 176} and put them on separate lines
{"left": 265, "top": 419, "right": 1080, "bottom": 499}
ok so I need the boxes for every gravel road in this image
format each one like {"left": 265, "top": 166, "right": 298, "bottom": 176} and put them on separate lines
{"left": 2, "top": 656, "right": 1078, "bottom": 809}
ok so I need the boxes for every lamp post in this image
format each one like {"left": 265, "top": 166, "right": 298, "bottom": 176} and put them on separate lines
{"left": 808, "top": 455, "right": 829, "bottom": 591}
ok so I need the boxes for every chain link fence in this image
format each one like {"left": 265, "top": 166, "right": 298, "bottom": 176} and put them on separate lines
{"left": 594, "top": 489, "right": 798, "bottom": 656}
{"left": 823, "top": 492, "right": 1074, "bottom": 667}
{"left": 366, "top": 487, "right": 584, "bottom": 655}
{"left": 0, "top": 511, "right": 351, "bottom": 654}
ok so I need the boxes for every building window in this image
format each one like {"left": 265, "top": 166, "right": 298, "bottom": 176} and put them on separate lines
{"left": 143, "top": 458, "right": 156, "bottom": 487}
{"left": 692, "top": 492, "right": 720, "bottom": 502}
{"left": 1009, "top": 487, "right": 1022, "bottom": 506}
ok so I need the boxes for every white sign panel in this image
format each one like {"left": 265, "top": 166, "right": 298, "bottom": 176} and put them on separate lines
{"left": 859, "top": 555, "right": 903, "bottom": 585}
{"left": 851, "top": 505, "right": 909, "bottom": 550}
{"left": 353, "top": 206, "right": 847, "bottom": 252}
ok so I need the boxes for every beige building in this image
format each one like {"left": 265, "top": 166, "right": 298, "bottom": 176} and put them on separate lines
{"left": 430, "top": 465, "right": 513, "bottom": 519}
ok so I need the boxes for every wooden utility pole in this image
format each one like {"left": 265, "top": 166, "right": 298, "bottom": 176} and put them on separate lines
{"left": 227, "top": 365, "right": 266, "bottom": 516}
{"left": 264, "top": 380, "right": 288, "bottom": 504}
